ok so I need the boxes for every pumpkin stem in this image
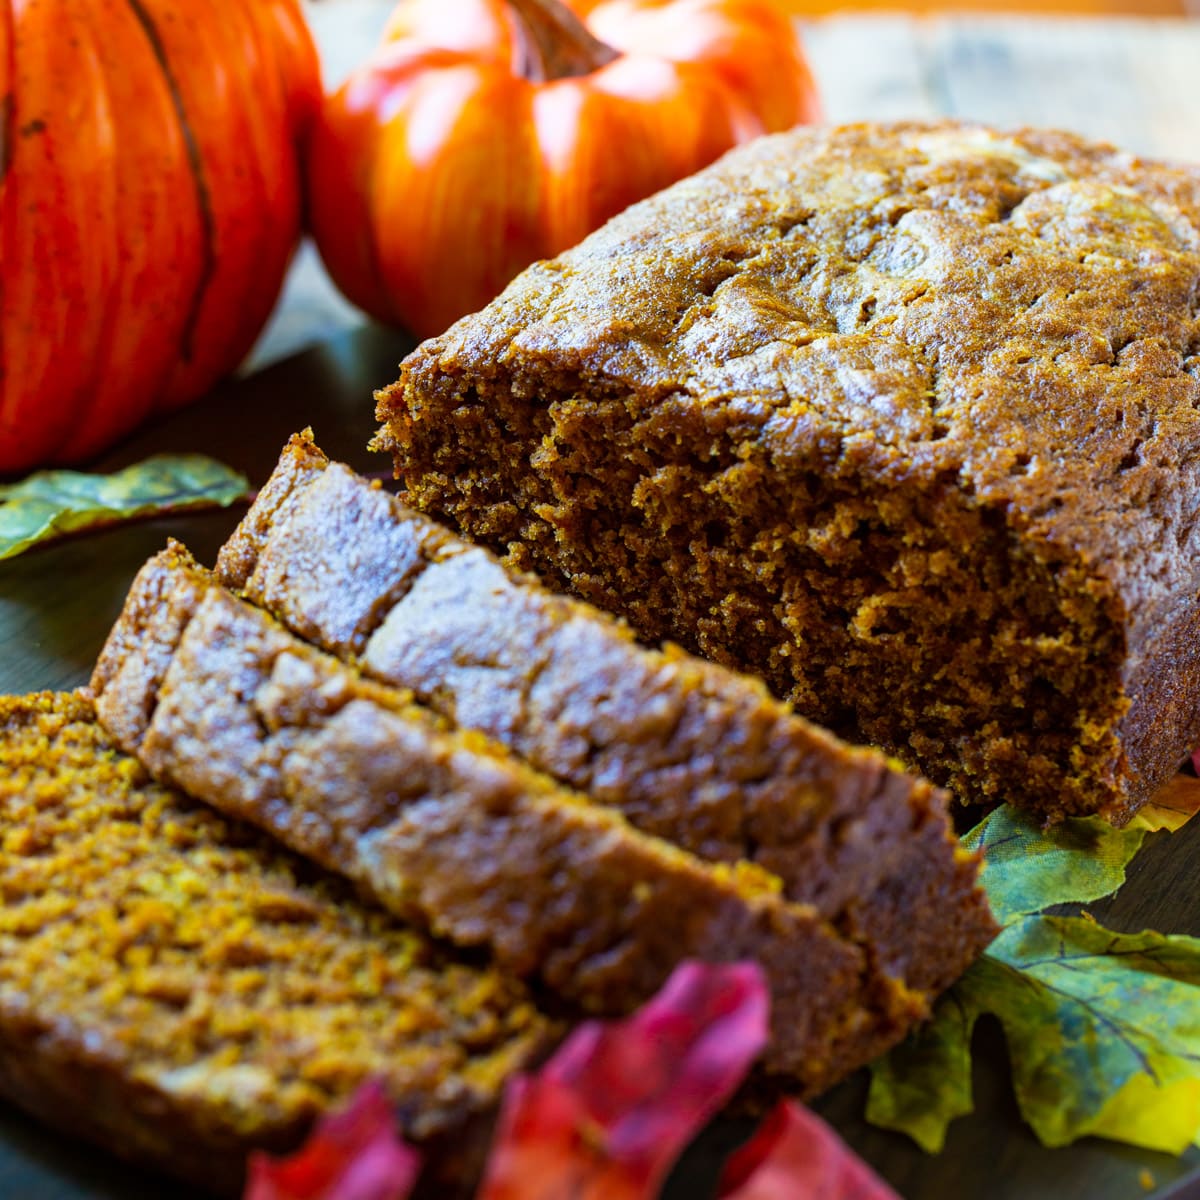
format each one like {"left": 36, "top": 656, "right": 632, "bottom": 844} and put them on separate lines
{"left": 507, "top": 0, "right": 620, "bottom": 83}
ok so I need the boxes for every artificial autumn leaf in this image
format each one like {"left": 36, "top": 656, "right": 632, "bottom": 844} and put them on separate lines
{"left": 243, "top": 962, "right": 894, "bottom": 1200}
{"left": 862, "top": 987, "right": 974, "bottom": 1155}
{"left": 243, "top": 1080, "right": 421, "bottom": 1200}
{"left": 1131, "top": 772, "right": 1200, "bottom": 833}
{"left": 476, "top": 960, "right": 770, "bottom": 1200}
{"left": 717, "top": 1100, "right": 899, "bottom": 1200}
{"left": 868, "top": 802, "right": 1200, "bottom": 1155}
{"left": 964, "top": 803, "right": 1146, "bottom": 925}
{"left": 869, "top": 916, "right": 1200, "bottom": 1155}
{"left": 0, "top": 455, "right": 251, "bottom": 560}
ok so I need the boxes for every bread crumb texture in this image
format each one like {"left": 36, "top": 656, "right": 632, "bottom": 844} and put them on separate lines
{"left": 0, "top": 691, "right": 552, "bottom": 1187}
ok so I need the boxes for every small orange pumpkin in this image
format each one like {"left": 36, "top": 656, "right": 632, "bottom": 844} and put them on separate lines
{"left": 306, "top": 0, "right": 821, "bottom": 338}
{"left": 0, "top": 0, "right": 320, "bottom": 474}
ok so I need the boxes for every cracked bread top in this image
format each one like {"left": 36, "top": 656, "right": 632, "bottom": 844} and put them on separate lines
{"left": 398, "top": 120, "right": 1200, "bottom": 636}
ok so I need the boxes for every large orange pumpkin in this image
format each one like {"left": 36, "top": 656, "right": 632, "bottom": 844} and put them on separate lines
{"left": 306, "top": 0, "right": 821, "bottom": 339}
{"left": 0, "top": 0, "right": 320, "bottom": 475}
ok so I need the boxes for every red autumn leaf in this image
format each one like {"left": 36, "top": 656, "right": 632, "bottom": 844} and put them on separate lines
{"left": 1191, "top": 748, "right": 1200, "bottom": 777}
{"left": 243, "top": 1079, "right": 421, "bottom": 1200}
{"left": 476, "top": 959, "right": 770, "bottom": 1200}
{"left": 718, "top": 1100, "right": 901, "bottom": 1200}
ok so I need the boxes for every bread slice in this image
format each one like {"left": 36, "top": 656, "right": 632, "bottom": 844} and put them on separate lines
{"left": 374, "top": 120, "right": 1200, "bottom": 824}
{"left": 0, "top": 690, "right": 556, "bottom": 1196}
{"left": 217, "top": 433, "right": 994, "bottom": 1014}
{"left": 92, "top": 543, "right": 933, "bottom": 1095}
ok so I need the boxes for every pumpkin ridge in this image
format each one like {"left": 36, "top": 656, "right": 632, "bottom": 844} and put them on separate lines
{"left": 0, "top": 91, "right": 12, "bottom": 180}
{"left": 124, "top": 0, "right": 216, "bottom": 368}
{"left": 0, "top": 0, "right": 9, "bottom": 183}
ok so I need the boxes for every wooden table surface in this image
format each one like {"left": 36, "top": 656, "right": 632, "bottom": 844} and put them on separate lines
{"left": 6, "top": 7, "right": 1200, "bottom": 1200}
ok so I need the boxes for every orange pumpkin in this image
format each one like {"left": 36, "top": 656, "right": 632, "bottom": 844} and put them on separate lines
{"left": 0, "top": 0, "right": 320, "bottom": 475}
{"left": 306, "top": 0, "right": 821, "bottom": 338}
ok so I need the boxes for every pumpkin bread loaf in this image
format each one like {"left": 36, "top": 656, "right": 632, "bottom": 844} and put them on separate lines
{"left": 376, "top": 120, "right": 1200, "bottom": 824}
{"left": 92, "top": 543, "right": 933, "bottom": 1096}
{"left": 217, "top": 433, "right": 994, "bottom": 1017}
{"left": 0, "top": 691, "right": 556, "bottom": 1197}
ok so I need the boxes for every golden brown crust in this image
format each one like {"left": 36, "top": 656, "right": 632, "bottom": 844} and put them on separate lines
{"left": 0, "top": 690, "right": 555, "bottom": 1195}
{"left": 377, "top": 120, "right": 1200, "bottom": 823}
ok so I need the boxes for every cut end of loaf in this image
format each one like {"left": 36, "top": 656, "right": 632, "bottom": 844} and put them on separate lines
{"left": 377, "top": 362, "right": 1138, "bottom": 823}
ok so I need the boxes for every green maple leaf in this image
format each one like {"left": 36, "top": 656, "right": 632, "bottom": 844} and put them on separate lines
{"left": 0, "top": 455, "right": 250, "bottom": 560}
{"left": 965, "top": 803, "right": 1147, "bottom": 924}
{"left": 867, "top": 804, "right": 1200, "bottom": 1155}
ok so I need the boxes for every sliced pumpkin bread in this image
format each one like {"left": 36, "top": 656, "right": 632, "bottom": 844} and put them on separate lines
{"left": 216, "top": 433, "right": 995, "bottom": 1012}
{"left": 92, "top": 543, "right": 930, "bottom": 1095}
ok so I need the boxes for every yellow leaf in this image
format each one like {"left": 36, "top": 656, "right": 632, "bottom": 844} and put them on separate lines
{"left": 1130, "top": 774, "right": 1200, "bottom": 833}
{"left": 1085, "top": 1073, "right": 1200, "bottom": 1155}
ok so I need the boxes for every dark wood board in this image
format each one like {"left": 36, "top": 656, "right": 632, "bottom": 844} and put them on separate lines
{"left": 3, "top": 324, "right": 1200, "bottom": 1200}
